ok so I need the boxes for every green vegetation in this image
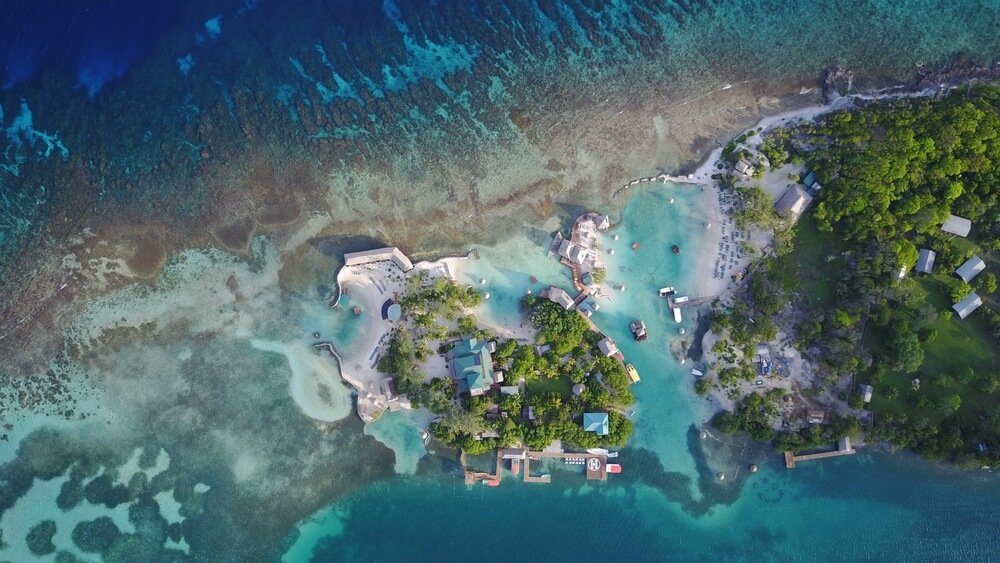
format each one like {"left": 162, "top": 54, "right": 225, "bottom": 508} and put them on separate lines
{"left": 713, "top": 85, "right": 1000, "bottom": 465}
{"left": 713, "top": 391, "right": 785, "bottom": 441}
{"left": 380, "top": 279, "right": 634, "bottom": 455}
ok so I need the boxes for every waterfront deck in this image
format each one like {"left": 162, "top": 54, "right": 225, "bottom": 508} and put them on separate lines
{"left": 784, "top": 437, "right": 856, "bottom": 469}
{"left": 463, "top": 449, "right": 609, "bottom": 485}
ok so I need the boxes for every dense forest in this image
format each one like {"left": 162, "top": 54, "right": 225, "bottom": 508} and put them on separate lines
{"left": 714, "top": 85, "right": 1000, "bottom": 466}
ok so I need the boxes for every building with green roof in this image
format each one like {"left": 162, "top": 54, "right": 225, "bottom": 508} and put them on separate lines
{"left": 450, "top": 338, "right": 499, "bottom": 396}
{"left": 583, "top": 412, "right": 610, "bottom": 436}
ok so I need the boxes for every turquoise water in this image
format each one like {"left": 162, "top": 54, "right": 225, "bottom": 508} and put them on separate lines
{"left": 4, "top": 1, "right": 1000, "bottom": 560}
{"left": 287, "top": 183, "right": 1000, "bottom": 561}
{"left": 297, "top": 451, "right": 1000, "bottom": 562}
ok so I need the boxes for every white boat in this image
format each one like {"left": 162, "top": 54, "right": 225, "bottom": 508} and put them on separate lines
{"left": 673, "top": 307, "right": 682, "bottom": 323}
{"left": 672, "top": 295, "right": 690, "bottom": 304}
{"left": 691, "top": 368, "right": 704, "bottom": 377}
{"left": 587, "top": 448, "right": 609, "bottom": 455}
{"left": 658, "top": 286, "right": 675, "bottom": 297}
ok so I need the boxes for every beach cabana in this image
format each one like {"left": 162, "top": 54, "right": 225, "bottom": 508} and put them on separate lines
{"left": 940, "top": 215, "right": 972, "bottom": 237}
{"left": 597, "top": 337, "right": 619, "bottom": 357}
{"left": 735, "top": 159, "right": 755, "bottom": 176}
{"left": 543, "top": 285, "right": 575, "bottom": 310}
{"left": 583, "top": 412, "right": 610, "bottom": 436}
{"left": 915, "top": 249, "right": 936, "bottom": 274}
{"left": 775, "top": 185, "right": 812, "bottom": 218}
{"left": 955, "top": 256, "right": 986, "bottom": 283}
{"left": 952, "top": 292, "right": 983, "bottom": 320}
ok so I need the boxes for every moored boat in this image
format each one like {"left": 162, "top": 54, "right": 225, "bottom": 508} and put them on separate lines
{"left": 608, "top": 464, "right": 622, "bottom": 474}
{"left": 691, "top": 368, "right": 704, "bottom": 377}
{"left": 625, "top": 363, "right": 641, "bottom": 384}
{"left": 630, "top": 320, "right": 648, "bottom": 341}
{"left": 658, "top": 286, "right": 675, "bottom": 297}
{"left": 671, "top": 244, "right": 680, "bottom": 254}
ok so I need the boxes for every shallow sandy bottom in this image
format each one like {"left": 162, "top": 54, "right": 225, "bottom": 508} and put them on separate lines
{"left": 251, "top": 339, "right": 353, "bottom": 423}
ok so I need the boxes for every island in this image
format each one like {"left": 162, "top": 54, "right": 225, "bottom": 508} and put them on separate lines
{"left": 693, "top": 84, "right": 1000, "bottom": 468}
{"left": 328, "top": 230, "right": 637, "bottom": 483}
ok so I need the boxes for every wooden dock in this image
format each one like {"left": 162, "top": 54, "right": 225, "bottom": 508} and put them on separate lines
{"left": 784, "top": 437, "right": 856, "bottom": 469}
{"left": 523, "top": 450, "right": 608, "bottom": 482}
{"left": 466, "top": 449, "right": 610, "bottom": 485}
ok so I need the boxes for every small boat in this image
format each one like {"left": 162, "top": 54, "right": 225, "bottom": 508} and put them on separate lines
{"left": 691, "top": 368, "right": 704, "bottom": 377}
{"left": 588, "top": 448, "right": 610, "bottom": 455}
{"left": 540, "top": 474, "right": 551, "bottom": 479}
{"left": 485, "top": 479, "right": 500, "bottom": 487}
{"left": 658, "top": 286, "right": 675, "bottom": 297}
{"left": 625, "top": 363, "right": 641, "bottom": 384}
{"left": 608, "top": 464, "right": 622, "bottom": 474}
{"left": 672, "top": 307, "right": 682, "bottom": 323}
{"left": 630, "top": 320, "right": 648, "bottom": 341}
{"left": 671, "top": 244, "right": 681, "bottom": 254}
{"left": 607, "top": 451, "right": 619, "bottom": 458}
{"left": 672, "top": 295, "right": 690, "bottom": 304}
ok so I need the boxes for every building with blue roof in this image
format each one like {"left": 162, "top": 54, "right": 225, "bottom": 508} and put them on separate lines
{"left": 450, "top": 338, "right": 499, "bottom": 396}
{"left": 583, "top": 412, "right": 610, "bottom": 436}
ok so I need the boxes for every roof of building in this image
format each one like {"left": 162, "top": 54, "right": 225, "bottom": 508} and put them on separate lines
{"left": 583, "top": 412, "right": 610, "bottom": 436}
{"left": 956, "top": 256, "right": 986, "bottom": 283}
{"left": 941, "top": 214, "right": 972, "bottom": 237}
{"left": 597, "top": 337, "right": 618, "bottom": 357}
{"left": 735, "top": 159, "right": 753, "bottom": 174}
{"left": 451, "top": 338, "right": 495, "bottom": 393}
{"left": 501, "top": 448, "right": 527, "bottom": 459}
{"left": 343, "top": 247, "right": 413, "bottom": 271}
{"left": 572, "top": 383, "right": 585, "bottom": 396}
{"left": 953, "top": 292, "right": 983, "bottom": 320}
{"left": 802, "top": 171, "right": 817, "bottom": 187}
{"left": 557, "top": 240, "right": 589, "bottom": 265}
{"left": 774, "top": 185, "right": 812, "bottom": 216}
{"left": 915, "top": 249, "right": 936, "bottom": 274}
{"left": 544, "top": 286, "right": 575, "bottom": 309}
{"left": 500, "top": 385, "right": 520, "bottom": 396}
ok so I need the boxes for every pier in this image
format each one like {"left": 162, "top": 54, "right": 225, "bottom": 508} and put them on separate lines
{"left": 784, "top": 437, "right": 856, "bottom": 469}
{"left": 463, "top": 449, "right": 609, "bottom": 485}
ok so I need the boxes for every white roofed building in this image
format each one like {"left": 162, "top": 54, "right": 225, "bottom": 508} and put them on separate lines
{"left": 955, "top": 256, "right": 986, "bottom": 283}
{"left": 952, "top": 292, "right": 983, "bottom": 320}
{"left": 941, "top": 214, "right": 972, "bottom": 237}
{"left": 344, "top": 247, "right": 413, "bottom": 271}
{"left": 915, "top": 249, "right": 936, "bottom": 274}
{"left": 774, "top": 185, "right": 812, "bottom": 218}
{"left": 542, "top": 286, "right": 575, "bottom": 310}
{"left": 597, "top": 337, "right": 619, "bottom": 357}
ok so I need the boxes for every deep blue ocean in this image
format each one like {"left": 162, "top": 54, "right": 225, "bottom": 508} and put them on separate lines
{"left": 1, "top": 1, "right": 999, "bottom": 562}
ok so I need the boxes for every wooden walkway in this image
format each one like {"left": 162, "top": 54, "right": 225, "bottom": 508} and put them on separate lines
{"left": 465, "top": 449, "right": 610, "bottom": 485}
{"left": 784, "top": 438, "right": 856, "bottom": 469}
{"left": 525, "top": 450, "right": 608, "bottom": 481}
